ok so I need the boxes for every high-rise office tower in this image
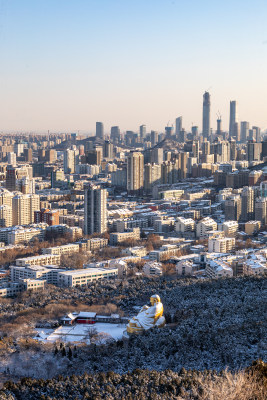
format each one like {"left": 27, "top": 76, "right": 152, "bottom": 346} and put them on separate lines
{"left": 150, "top": 131, "right": 158, "bottom": 147}
{"left": 192, "top": 140, "right": 199, "bottom": 160}
{"left": 127, "top": 151, "right": 144, "bottom": 195}
{"left": 202, "top": 91, "right": 211, "bottom": 139}
{"left": 110, "top": 126, "right": 120, "bottom": 143}
{"left": 247, "top": 141, "right": 262, "bottom": 162}
{"left": 175, "top": 117, "right": 183, "bottom": 136}
{"left": 252, "top": 126, "right": 261, "bottom": 142}
{"left": 229, "top": 139, "right": 237, "bottom": 161}
{"left": 241, "top": 122, "right": 249, "bottom": 143}
{"left": 233, "top": 122, "right": 240, "bottom": 142}
{"left": 96, "top": 122, "right": 104, "bottom": 140}
{"left": 216, "top": 117, "right": 222, "bottom": 135}
{"left": 191, "top": 126, "right": 198, "bottom": 139}
{"left": 139, "top": 125, "right": 146, "bottom": 141}
{"left": 84, "top": 185, "right": 107, "bottom": 235}
{"left": 241, "top": 186, "right": 254, "bottom": 222}
{"left": 63, "top": 149, "right": 75, "bottom": 174}
{"left": 165, "top": 126, "right": 173, "bottom": 139}
{"left": 229, "top": 101, "right": 238, "bottom": 138}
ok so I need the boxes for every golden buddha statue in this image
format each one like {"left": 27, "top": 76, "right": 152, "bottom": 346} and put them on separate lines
{"left": 126, "top": 294, "right": 165, "bottom": 334}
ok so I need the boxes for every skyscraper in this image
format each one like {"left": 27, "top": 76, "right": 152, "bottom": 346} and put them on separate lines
{"left": 175, "top": 117, "right": 183, "bottom": 136}
{"left": 241, "top": 186, "right": 254, "bottom": 222}
{"left": 202, "top": 92, "right": 211, "bottom": 139}
{"left": 241, "top": 121, "right": 249, "bottom": 143}
{"left": 165, "top": 126, "right": 173, "bottom": 139}
{"left": 139, "top": 125, "right": 146, "bottom": 141}
{"left": 127, "top": 151, "right": 144, "bottom": 195}
{"left": 63, "top": 149, "right": 75, "bottom": 174}
{"left": 229, "top": 101, "right": 238, "bottom": 138}
{"left": 110, "top": 126, "right": 120, "bottom": 143}
{"left": 84, "top": 185, "right": 107, "bottom": 235}
{"left": 96, "top": 122, "right": 104, "bottom": 139}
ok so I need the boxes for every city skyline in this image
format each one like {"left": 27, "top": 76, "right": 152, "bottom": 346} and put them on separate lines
{"left": 0, "top": 0, "right": 267, "bottom": 132}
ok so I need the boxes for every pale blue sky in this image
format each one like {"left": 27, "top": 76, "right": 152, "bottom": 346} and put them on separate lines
{"left": 0, "top": 0, "right": 266, "bottom": 133}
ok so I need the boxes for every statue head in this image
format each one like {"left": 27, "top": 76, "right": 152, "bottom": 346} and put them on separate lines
{"left": 150, "top": 294, "right": 161, "bottom": 305}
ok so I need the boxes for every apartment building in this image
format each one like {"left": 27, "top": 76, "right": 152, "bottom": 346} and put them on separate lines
{"left": 196, "top": 217, "right": 217, "bottom": 238}
{"left": 208, "top": 234, "right": 235, "bottom": 253}
{"left": 42, "top": 243, "right": 80, "bottom": 256}
{"left": 8, "top": 225, "right": 47, "bottom": 245}
{"left": 16, "top": 253, "right": 61, "bottom": 266}
{"left": 175, "top": 217, "right": 195, "bottom": 236}
{"left": 109, "top": 228, "right": 140, "bottom": 245}
{"left": 143, "top": 262, "right": 163, "bottom": 277}
{"left": 222, "top": 221, "right": 239, "bottom": 237}
{"left": 206, "top": 260, "right": 233, "bottom": 278}
{"left": 57, "top": 267, "right": 118, "bottom": 287}
{"left": 11, "top": 265, "right": 62, "bottom": 285}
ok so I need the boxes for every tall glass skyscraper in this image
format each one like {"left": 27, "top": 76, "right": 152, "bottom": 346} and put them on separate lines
{"left": 202, "top": 92, "right": 210, "bottom": 139}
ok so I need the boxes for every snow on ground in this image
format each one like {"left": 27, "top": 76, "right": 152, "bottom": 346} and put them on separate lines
{"left": 35, "top": 323, "right": 126, "bottom": 344}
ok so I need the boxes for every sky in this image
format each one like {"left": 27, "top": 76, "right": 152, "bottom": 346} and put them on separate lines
{"left": 0, "top": 0, "right": 267, "bottom": 134}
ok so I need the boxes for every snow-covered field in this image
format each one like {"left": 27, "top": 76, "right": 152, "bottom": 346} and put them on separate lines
{"left": 35, "top": 323, "right": 126, "bottom": 344}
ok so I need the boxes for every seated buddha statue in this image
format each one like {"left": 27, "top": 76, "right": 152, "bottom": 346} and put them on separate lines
{"left": 126, "top": 294, "right": 166, "bottom": 334}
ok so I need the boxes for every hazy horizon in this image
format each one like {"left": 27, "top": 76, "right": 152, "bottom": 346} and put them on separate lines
{"left": 0, "top": 0, "right": 267, "bottom": 133}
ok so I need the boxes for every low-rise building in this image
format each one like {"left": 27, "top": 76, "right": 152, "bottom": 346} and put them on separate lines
{"left": 57, "top": 267, "right": 118, "bottom": 287}
{"left": 206, "top": 260, "right": 233, "bottom": 278}
{"left": 143, "top": 261, "right": 163, "bottom": 277}
{"left": 109, "top": 228, "right": 140, "bottom": 245}
{"left": 121, "top": 246, "right": 147, "bottom": 257}
{"left": 16, "top": 253, "right": 61, "bottom": 266}
{"left": 42, "top": 243, "right": 80, "bottom": 256}
{"left": 149, "top": 244, "right": 181, "bottom": 262}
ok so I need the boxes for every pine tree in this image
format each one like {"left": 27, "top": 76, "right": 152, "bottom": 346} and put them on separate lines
{"left": 68, "top": 347, "right": 72, "bottom": 359}
{"left": 61, "top": 347, "right": 66, "bottom": 357}
{"left": 54, "top": 346, "right": 58, "bottom": 355}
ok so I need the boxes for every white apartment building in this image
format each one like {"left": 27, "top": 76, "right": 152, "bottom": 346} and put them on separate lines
{"left": 206, "top": 260, "right": 233, "bottom": 278}
{"left": 149, "top": 244, "right": 181, "bottom": 262}
{"left": 11, "top": 265, "right": 63, "bottom": 285}
{"left": 175, "top": 217, "right": 195, "bottom": 235}
{"left": 42, "top": 243, "right": 80, "bottom": 256}
{"left": 8, "top": 225, "right": 47, "bottom": 245}
{"left": 16, "top": 253, "right": 61, "bottom": 266}
{"left": 109, "top": 228, "right": 140, "bottom": 245}
{"left": 143, "top": 262, "right": 163, "bottom": 277}
{"left": 196, "top": 217, "right": 217, "bottom": 238}
{"left": 176, "top": 260, "right": 194, "bottom": 276}
{"left": 222, "top": 221, "right": 239, "bottom": 237}
{"left": 0, "top": 279, "right": 45, "bottom": 297}
{"left": 57, "top": 267, "right": 118, "bottom": 287}
{"left": 208, "top": 235, "right": 235, "bottom": 253}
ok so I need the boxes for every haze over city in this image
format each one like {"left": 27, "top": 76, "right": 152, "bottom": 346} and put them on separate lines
{"left": 0, "top": 0, "right": 267, "bottom": 133}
